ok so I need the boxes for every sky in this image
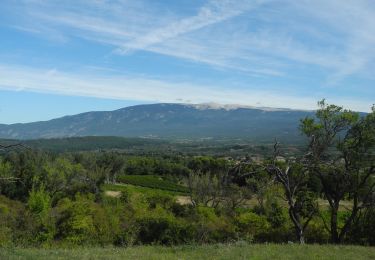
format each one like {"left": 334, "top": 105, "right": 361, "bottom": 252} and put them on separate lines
{"left": 0, "top": 0, "right": 374, "bottom": 124}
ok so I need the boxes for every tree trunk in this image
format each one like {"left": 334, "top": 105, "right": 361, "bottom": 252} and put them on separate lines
{"left": 330, "top": 203, "right": 340, "bottom": 243}
{"left": 298, "top": 230, "right": 305, "bottom": 244}
{"left": 289, "top": 208, "right": 305, "bottom": 244}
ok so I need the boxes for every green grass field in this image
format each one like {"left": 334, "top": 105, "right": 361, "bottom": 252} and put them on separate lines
{"left": 116, "top": 175, "right": 189, "bottom": 193}
{"left": 1, "top": 244, "right": 374, "bottom": 260}
{"left": 103, "top": 182, "right": 185, "bottom": 197}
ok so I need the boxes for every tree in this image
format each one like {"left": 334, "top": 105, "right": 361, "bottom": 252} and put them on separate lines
{"left": 0, "top": 142, "right": 27, "bottom": 183}
{"left": 266, "top": 142, "right": 318, "bottom": 244}
{"left": 0, "top": 143, "right": 25, "bottom": 150}
{"left": 188, "top": 171, "right": 222, "bottom": 207}
{"left": 300, "top": 100, "right": 375, "bottom": 243}
{"left": 0, "top": 150, "right": 46, "bottom": 201}
{"left": 221, "top": 183, "right": 252, "bottom": 212}
{"left": 188, "top": 167, "right": 252, "bottom": 210}
{"left": 0, "top": 159, "right": 14, "bottom": 181}
{"left": 97, "top": 152, "right": 125, "bottom": 184}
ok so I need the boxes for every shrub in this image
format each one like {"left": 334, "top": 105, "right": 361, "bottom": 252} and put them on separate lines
{"left": 28, "top": 186, "right": 51, "bottom": 218}
{"left": 347, "top": 207, "right": 375, "bottom": 245}
{"left": 194, "top": 206, "right": 237, "bottom": 243}
{"left": 304, "top": 218, "right": 330, "bottom": 244}
{"left": 0, "top": 195, "right": 35, "bottom": 246}
{"left": 235, "top": 212, "right": 270, "bottom": 242}
{"left": 265, "top": 201, "right": 286, "bottom": 228}
{"left": 55, "top": 194, "right": 97, "bottom": 245}
{"left": 146, "top": 193, "right": 174, "bottom": 209}
{"left": 0, "top": 200, "right": 14, "bottom": 246}
{"left": 136, "top": 216, "right": 193, "bottom": 245}
{"left": 27, "top": 186, "right": 56, "bottom": 244}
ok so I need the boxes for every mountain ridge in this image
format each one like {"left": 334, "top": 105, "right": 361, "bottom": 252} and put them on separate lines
{"left": 1, "top": 103, "right": 311, "bottom": 126}
{"left": 0, "top": 103, "right": 314, "bottom": 141}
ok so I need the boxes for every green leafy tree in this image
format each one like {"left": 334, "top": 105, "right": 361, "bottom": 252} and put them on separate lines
{"left": 300, "top": 100, "right": 375, "bottom": 243}
{"left": 1, "top": 150, "right": 46, "bottom": 201}
{"left": 188, "top": 171, "right": 222, "bottom": 207}
{"left": 97, "top": 152, "right": 125, "bottom": 183}
{"left": 0, "top": 160, "right": 14, "bottom": 194}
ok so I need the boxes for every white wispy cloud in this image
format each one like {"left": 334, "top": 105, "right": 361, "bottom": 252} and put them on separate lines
{"left": 289, "top": 0, "right": 375, "bottom": 82}
{"left": 0, "top": 64, "right": 372, "bottom": 112}
{"left": 116, "top": 0, "right": 266, "bottom": 54}
{"left": 11, "top": 0, "right": 374, "bottom": 81}
{"left": 1, "top": 0, "right": 374, "bottom": 111}
{"left": 24, "top": 0, "right": 278, "bottom": 76}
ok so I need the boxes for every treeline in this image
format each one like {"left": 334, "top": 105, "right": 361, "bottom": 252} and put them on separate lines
{"left": 0, "top": 100, "right": 374, "bottom": 247}
{"left": 16, "top": 136, "right": 290, "bottom": 157}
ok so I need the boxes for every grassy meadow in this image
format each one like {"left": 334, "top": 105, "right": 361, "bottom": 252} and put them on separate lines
{"left": 117, "top": 175, "right": 189, "bottom": 193}
{"left": 1, "top": 244, "right": 374, "bottom": 260}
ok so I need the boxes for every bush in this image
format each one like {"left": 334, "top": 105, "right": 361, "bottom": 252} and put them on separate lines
{"left": 235, "top": 212, "right": 270, "bottom": 242}
{"left": 304, "top": 218, "right": 329, "bottom": 244}
{"left": 194, "top": 206, "right": 237, "bottom": 243}
{"left": 136, "top": 216, "right": 193, "bottom": 245}
{"left": 55, "top": 193, "right": 111, "bottom": 245}
{"left": 0, "top": 198, "right": 15, "bottom": 246}
{"left": 133, "top": 205, "right": 194, "bottom": 245}
{"left": 27, "top": 186, "right": 55, "bottom": 245}
{"left": 146, "top": 193, "right": 174, "bottom": 209}
{"left": 265, "top": 201, "right": 286, "bottom": 228}
{"left": 348, "top": 207, "right": 375, "bottom": 245}
{"left": 0, "top": 195, "right": 35, "bottom": 246}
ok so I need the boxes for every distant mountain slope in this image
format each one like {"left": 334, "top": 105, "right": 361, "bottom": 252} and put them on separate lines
{"left": 0, "top": 103, "right": 313, "bottom": 142}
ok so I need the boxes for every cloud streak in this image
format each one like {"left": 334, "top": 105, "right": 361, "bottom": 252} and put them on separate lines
{"left": 0, "top": 0, "right": 374, "bottom": 113}
{"left": 0, "top": 64, "right": 372, "bottom": 112}
{"left": 116, "top": 0, "right": 265, "bottom": 54}
{"left": 12, "top": 0, "right": 374, "bottom": 81}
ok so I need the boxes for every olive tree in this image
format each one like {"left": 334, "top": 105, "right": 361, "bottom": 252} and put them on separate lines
{"left": 300, "top": 100, "right": 375, "bottom": 243}
{"left": 266, "top": 142, "right": 318, "bottom": 244}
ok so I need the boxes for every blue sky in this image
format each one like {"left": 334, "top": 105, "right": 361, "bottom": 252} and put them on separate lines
{"left": 0, "top": 0, "right": 374, "bottom": 124}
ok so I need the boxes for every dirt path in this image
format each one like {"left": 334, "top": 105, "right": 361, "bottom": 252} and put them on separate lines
{"left": 105, "top": 190, "right": 122, "bottom": 198}
{"left": 176, "top": 196, "right": 192, "bottom": 205}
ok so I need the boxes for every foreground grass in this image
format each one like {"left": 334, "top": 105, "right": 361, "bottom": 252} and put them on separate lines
{"left": 1, "top": 244, "right": 374, "bottom": 260}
